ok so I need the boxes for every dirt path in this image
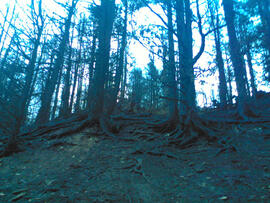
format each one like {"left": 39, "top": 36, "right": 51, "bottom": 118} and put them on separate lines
{"left": 1, "top": 116, "right": 270, "bottom": 202}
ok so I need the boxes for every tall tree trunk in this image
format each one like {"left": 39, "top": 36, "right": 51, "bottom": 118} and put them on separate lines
{"left": 223, "top": 0, "right": 247, "bottom": 114}
{"left": 246, "top": 49, "right": 257, "bottom": 96}
{"left": 59, "top": 26, "right": 75, "bottom": 118}
{"left": 227, "top": 66, "right": 233, "bottom": 104}
{"left": 243, "top": 66, "right": 251, "bottom": 97}
{"left": 59, "top": 45, "right": 73, "bottom": 117}
{"left": 167, "top": 0, "right": 178, "bottom": 121}
{"left": 209, "top": 3, "right": 228, "bottom": 107}
{"left": 87, "top": 27, "right": 97, "bottom": 107}
{"left": 88, "top": 0, "right": 115, "bottom": 118}
{"left": 75, "top": 64, "right": 84, "bottom": 112}
{"left": 16, "top": 27, "right": 43, "bottom": 133}
{"left": 36, "top": 0, "right": 77, "bottom": 124}
{"left": 107, "top": 0, "right": 127, "bottom": 115}
{"left": 176, "top": 0, "right": 196, "bottom": 116}
{"left": 120, "top": 53, "right": 127, "bottom": 103}
{"left": 0, "top": 33, "right": 15, "bottom": 99}
{"left": 258, "top": 0, "right": 270, "bottom": 79}
{"left": 75, "top": 17, "right": 85, "bottom": 112}
{"left": 69, "top": 62, "right": 79, "bottom": 113}
{"left": 258, "top": 0, "right": 270, "bottom": 53}
{"left": 51, "top": 68, "right": 63, "bottom": 119}
{"left": 15, "top": 0, "right": 44, "bottom": 133}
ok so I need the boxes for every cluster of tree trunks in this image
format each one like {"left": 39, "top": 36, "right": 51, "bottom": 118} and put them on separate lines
{"left": 1, "top": 0, "right": 270, "bottom": 156}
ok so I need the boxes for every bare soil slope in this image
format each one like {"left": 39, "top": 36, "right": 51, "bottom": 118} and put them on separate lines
{"left": 1, "top": 114, "right": 270, "bottom": 202}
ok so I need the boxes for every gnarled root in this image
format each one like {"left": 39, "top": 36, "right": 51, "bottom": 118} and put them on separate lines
{"left": 99, "top": 116, "right": 119, "bottom": 137}
{"left": 0, "top": 135, "right": 23, "bottom": 158}
{"left": 152, "top": 113, "right": 179, "bottom": 133}
{"left": 167, "top": 112, "right": 218, "bottom": 148}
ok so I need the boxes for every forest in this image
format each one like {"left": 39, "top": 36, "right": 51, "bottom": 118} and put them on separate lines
{"left": 0, "top": 0, "right": 270, "bottom": 202}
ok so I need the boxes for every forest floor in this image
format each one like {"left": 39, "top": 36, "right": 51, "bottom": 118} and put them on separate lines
{"left": 1, "top": 113, "right": 270, "bottom": 202}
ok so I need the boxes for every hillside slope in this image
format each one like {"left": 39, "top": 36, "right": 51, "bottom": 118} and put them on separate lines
{"left": 1, "top": 114, "right": 270, "bottom": 202}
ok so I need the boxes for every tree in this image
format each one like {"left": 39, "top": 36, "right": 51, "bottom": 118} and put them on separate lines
{"left": 236, "top": 4, "right": 258, "bottom": 96}
{"left": 258, "top": 0, "right": 270, "bottom": 80}
{"left": 88, "top": 0, "right": 116, "bottom": 118}
{"left": 176, "top": 0, "right": 195, "bottom": 117}
{"left": 75, "top": 16, "right": 87, "bottom": 112}
{"left": 223, "top": 0, "right": 247, "bottom": 116}
{"left": 59, "top": 44, "right": 74, "bottom": 118}
{"left": 257, "top": 0, "right": 270, "bottom": 53}
{"left": 146, "top": 61, "right": 160, "bottom": 111}
{"left": 0, "top": 0, "right": 45, "bottom": 134}
{"left": 107, "top": 0, "right": 128, "bottom": 115}
{"left": 36, "top": 0, "right": 78, "bottom": 124}
{"left": 176, "top": 0, "right": 208, "bottom": 116}
{"left": 209, "top": 0, "right": 228, "bottom": 107}
{"left": 129, "top": 68, "right": 144, "bottom": 112}
{"left": 166, "top": 0, "right": 179, "bottom": 124}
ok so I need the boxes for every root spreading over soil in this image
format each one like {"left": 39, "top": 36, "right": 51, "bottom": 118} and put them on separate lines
{"left": 1, "top": 114, "right": 270, "bottom": 202}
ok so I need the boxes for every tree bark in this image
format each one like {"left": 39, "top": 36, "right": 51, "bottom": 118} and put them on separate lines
{"left": 176, "top": 0, "right": 196, "bottom": 116}
{"left": 223, "top": 0, "right": 247, "bottom": 114}
{"left": 107, "top": 0, "right": 128, "bottom": 115}
{"left": 36, "top": 0, "right": 77, "bottom": 124}
{"left": 120, "top": 53, "right": 127, "bottom": 103}
{"left": 258, "top": 0, "right": 270, "bottom": 79}
{"left": 87, "top": 26, "right": 97, "bottom": 107}
{"left": 15, "top": 0, "right": 44, "bottom": 133}
{"left": 209, "top": 3, "right": 228, "bottom": 107}
{"left": 59, "top": 45, "right": 73, "bottom": 118}
{"left": 51, "top": 67, "right": 63, "bottom": 120}
{"left": 88, "top": 0, "right": 115, "bottom": 118}
{"left": 246, "top": 49, "right": 257, "bottom": 96}
{"left": 167, "top": 0, "right": 178, "bottom": 120}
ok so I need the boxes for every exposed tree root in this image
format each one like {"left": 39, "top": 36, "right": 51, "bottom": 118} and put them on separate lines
{"left": 150, "top": 113, "right": 179, "bottom": 133}
{"left": 3, "top": 108, "right": 270, "bottom": 159}
{"left": 0, "top": 111, "right": 127, "bottom": 157}
{"left": 0, "top": 135, "right": 23, "bottom": 158}
{"left": 205, "top": 100, "right": 270, "bottom": 124}
{"left": 0, "top": 115, "right": 98, "bottom": 157}
{"left": 152, "top": 119, "right": 178, "bottom": 133}
{"left": 166, "top": 112, "right": 219, "bottom": 149}
{"left": 99, "top": 116, "right": 118, "bottom": 138}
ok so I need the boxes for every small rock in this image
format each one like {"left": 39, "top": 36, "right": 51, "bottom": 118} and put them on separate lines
{"left": 219, "top": 196, "right": 228, "bottom": 200}
{"left": 196, "top": 168, "right": 205, "bottom": 173}
{"left": 189, "top": 162, "right": 195, "bottom": 167}
{"left": 45, "top": 188, "right": 59, "bottom": 192}
{"left": 45, "top": 179, "right": 55, "bottom": 186}
{"left": 200, "top": 182, "right": 206, "bottom": 187}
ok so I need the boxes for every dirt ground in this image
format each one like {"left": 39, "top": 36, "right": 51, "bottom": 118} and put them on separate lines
{"left": 1, "top": 115, "right": 270, "bottom": 202}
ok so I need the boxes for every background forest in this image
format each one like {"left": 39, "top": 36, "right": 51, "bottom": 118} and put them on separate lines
{"left": 0, "top": 0, "right": 269, "bottom": 137}
{"left": 1, "top": 0, "right": 270, "bottom": 202}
